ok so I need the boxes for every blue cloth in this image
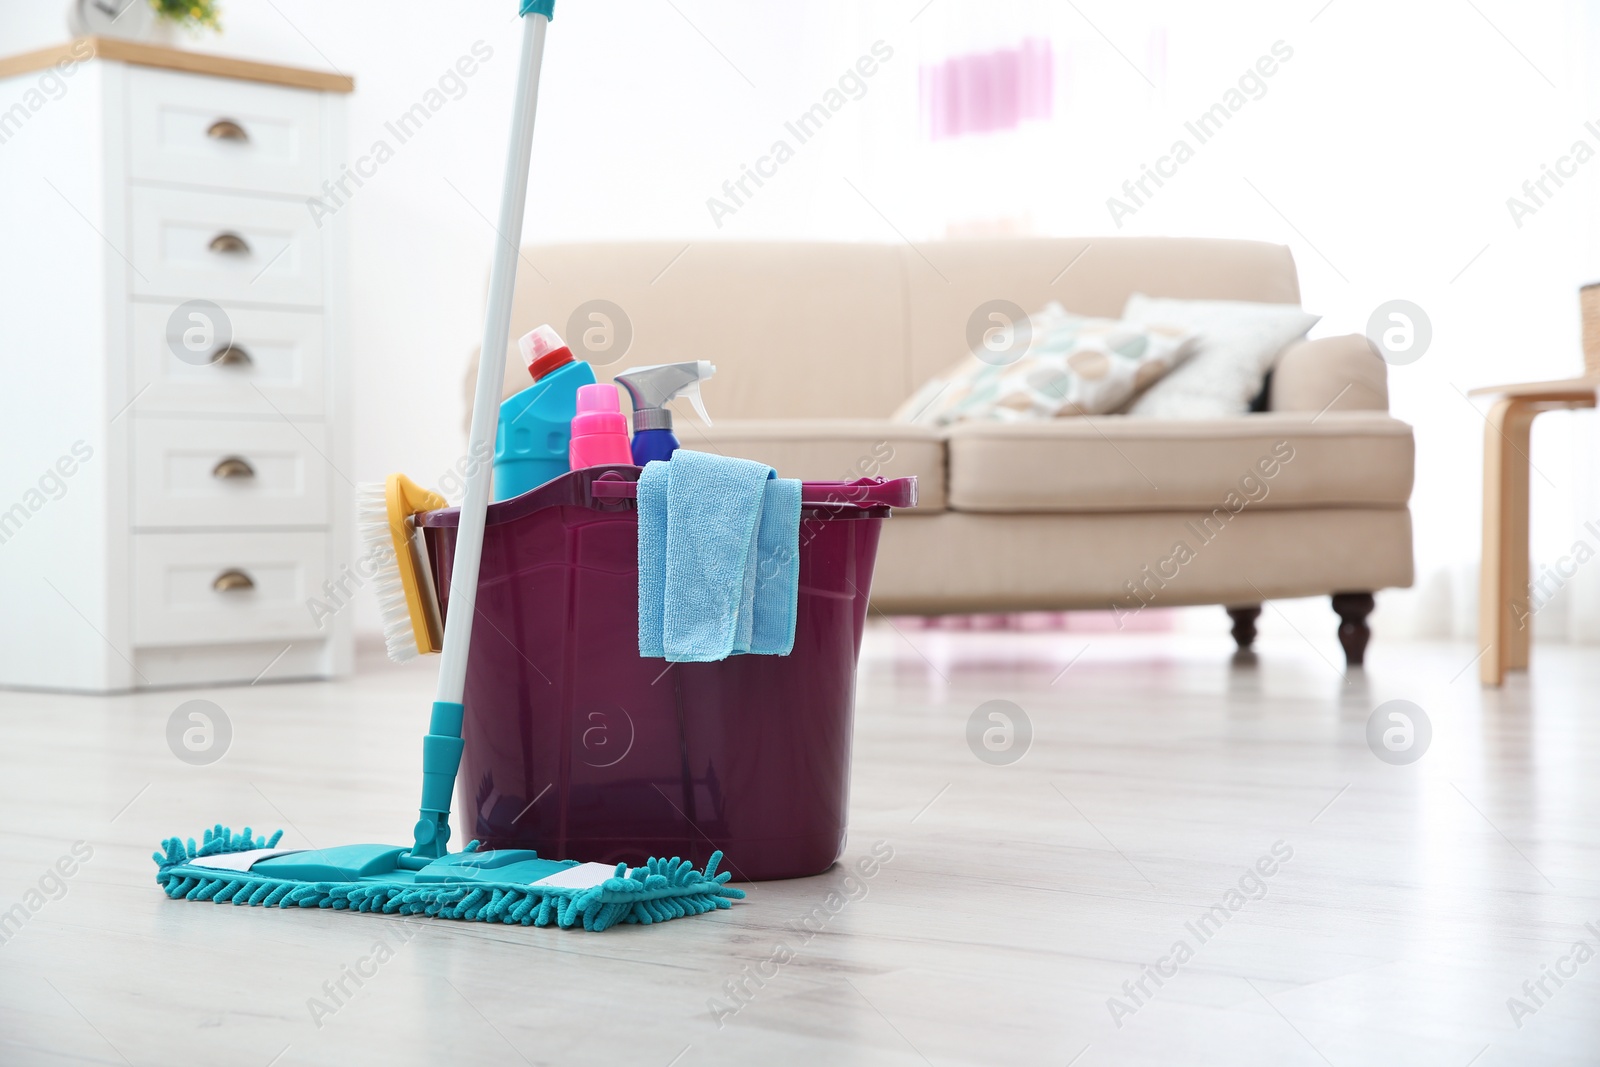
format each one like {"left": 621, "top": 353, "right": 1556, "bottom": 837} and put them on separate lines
{"left": 637, "top": 450, "right": 800, "bottom": 662}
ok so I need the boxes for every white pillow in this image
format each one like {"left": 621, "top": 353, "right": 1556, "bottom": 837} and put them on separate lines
{"left": 1122, "top": 294, "right": 1320, "bottom": 418}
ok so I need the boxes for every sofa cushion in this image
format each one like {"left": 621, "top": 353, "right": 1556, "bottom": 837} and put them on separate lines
{"left": 946, "top": 411, "right": 1412, "bottom": 513}
{"left": 690, "top": 419, "right": 946, "bottom": 511}
{"left": 868, "top": 508, "right": 1415, "bottom": 614}
{"left": 496, "top": 243, "right": 911, "bottom": 421}
{"left": 487, "top": 239, "right": 1304, "bottom": 426}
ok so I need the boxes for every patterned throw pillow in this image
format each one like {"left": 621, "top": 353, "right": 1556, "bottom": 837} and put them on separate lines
{"left": 893, "top": 303, "right": 1196, "bottom": 427}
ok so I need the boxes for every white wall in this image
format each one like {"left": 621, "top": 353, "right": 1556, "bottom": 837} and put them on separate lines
{"left": 4, "top": 0, "right": 1597, "bottom": 643}
{"left": 865, "top": 0, "right": 1600, "bottom": 642}
{"left": 1, "top": 0, "right": 906, "bottom": 639}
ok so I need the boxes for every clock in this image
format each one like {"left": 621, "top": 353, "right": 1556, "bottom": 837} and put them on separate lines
{"left": 67, "top": 0, "right": 157, "bottom": 41}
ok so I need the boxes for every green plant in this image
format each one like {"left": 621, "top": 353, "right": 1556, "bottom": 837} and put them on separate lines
{"left": 148, "top": 0, "right": 221, "bottom": 32}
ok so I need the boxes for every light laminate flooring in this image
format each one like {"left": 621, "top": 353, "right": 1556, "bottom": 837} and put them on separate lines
{"left": 1, "top": 629, "right": 1597, "bottom": 1066}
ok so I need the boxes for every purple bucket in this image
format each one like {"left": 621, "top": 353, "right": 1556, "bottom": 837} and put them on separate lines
{"left": 417, "top": 466, "right": 915, "bottom": 881}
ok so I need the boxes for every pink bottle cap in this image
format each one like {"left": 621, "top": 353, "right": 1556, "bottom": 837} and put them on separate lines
{"left": 576, "top": 383, "right": 621, "bottom": 414}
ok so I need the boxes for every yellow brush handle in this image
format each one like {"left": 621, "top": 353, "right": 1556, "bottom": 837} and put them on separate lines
{"left": 386, "top": 473, "right": 448, "bottom": 655}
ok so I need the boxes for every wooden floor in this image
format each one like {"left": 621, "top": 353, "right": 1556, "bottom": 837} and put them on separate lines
{"left": 1, "top": 628, "right": 1597, "bottom": 1066}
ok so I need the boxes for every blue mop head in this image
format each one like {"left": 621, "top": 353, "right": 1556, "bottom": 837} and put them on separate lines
{"left": 153, "top": 826, "right": 745, "bottom": 932}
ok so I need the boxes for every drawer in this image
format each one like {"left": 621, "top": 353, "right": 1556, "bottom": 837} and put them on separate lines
{"left": 133, "top": 418, "right": 330, "bottom": 528}
{"left": 135, "top": 531, "right": 330, "bottom": 646}
{"left": 129, "top": 67, "right": 325, "bottom": 196}
{"left": 130, "top": 186, "right": 324, "bottom": 307}
{"left": 132, "top": 303, "right": 325, "bottom": 416}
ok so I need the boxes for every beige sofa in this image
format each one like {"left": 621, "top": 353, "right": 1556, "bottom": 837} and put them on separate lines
{"left": 481, "top": 238, "right": 1414, "bottom": 664}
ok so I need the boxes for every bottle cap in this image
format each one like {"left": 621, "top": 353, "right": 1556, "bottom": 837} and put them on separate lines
{"left": 519, "top": 324, "right": 574, "bottom": 381}
{"left": 576, "top": 383, "right": 622, "bottom": 414}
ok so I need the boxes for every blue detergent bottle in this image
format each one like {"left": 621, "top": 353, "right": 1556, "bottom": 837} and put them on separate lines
{"left": 614, "top": 361, "right": 717, "bottom": 465}
{"left": 493, "top": 325, "right": 596, "bottom": 500}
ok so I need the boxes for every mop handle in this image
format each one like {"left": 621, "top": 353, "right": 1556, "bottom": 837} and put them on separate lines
{"left": 436, "top": 6, "right": 550, "bottom": 707}
{"left": 410, "top": 2, "right": 552, "bottom": 860}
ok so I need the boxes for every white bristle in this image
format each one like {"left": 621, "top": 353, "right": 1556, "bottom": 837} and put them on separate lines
{"left": 357, "top": 482, "right": 422, "bottom": 663}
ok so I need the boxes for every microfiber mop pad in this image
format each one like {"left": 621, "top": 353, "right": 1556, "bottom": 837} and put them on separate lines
{"left": 153, "top": 826, "right": 743, "bottom": 931}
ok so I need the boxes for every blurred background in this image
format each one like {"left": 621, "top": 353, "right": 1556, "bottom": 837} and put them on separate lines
{"left": 4, "top": 0, "right": 1598, "bottom": 647}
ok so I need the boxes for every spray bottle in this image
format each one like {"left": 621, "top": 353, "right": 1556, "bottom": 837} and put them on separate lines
{"left": 614, "top": 361, "right": 717, "bottom": 465}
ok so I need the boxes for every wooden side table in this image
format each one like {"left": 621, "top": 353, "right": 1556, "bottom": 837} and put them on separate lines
{"left": 1475, "top": 378, "right": 1598, "bottom": 686}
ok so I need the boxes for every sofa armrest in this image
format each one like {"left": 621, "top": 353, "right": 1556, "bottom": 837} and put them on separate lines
{"left": 1269, "top": 334, "right": 1389, "bottom": 414}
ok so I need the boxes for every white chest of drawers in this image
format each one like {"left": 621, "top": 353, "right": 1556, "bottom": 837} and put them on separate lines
{"left": 0, "top": 38, "right": 354, "bottom": 691}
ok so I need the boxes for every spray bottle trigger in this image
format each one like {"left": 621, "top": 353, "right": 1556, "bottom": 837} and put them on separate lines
{"left": 683, "top": 381, "right": 712, "bottom": 426}
{"left": 683, "top": 361, "right": 715, "bottom": 426}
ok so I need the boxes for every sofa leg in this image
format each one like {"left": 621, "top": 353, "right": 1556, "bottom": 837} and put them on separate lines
{"left": 1332, "top": 593, "right": 1375, "bottom": 667}
{"left": 1226, "top": 606, "right": 1261, "bottom": 652}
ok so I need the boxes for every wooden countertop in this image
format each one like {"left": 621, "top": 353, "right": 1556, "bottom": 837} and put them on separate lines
{"left": 0, "top": 36, "right": 354, "bottom": 93}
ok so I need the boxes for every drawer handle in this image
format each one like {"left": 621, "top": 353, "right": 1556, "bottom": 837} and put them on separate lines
{"left": 212, "top": 569, "right": 255, "bottom": 592}
{"left": 212, "top": 344, "right": 252, "bottom": 366}
{"left": 206, "top": 119, "right": 250, "bottom": 142}
{"left": 209, "top": 232, "right": 251, "bottom": 255}
{"left": 212, "top": 457, "right": 255, "bottom": 480}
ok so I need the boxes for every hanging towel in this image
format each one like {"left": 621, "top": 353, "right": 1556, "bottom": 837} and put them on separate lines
{"left": 637, "top": 450, "right": 800, "bottom": 662}
{"left": 749, "top": 477, "right": 801, "bottom": 655}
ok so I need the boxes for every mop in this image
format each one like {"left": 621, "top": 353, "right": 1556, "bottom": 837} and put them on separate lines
{"left": 151, "top": 1, "right": 744, "bottom": 931}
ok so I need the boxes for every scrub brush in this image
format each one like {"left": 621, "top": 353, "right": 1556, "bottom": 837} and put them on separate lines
{"left": 357, "top": 474, "right": 447, "bottom": 661}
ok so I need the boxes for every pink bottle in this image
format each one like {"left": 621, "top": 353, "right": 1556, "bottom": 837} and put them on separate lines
{"left": 568, "top": 383, "right": 634, "bottom": 468}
